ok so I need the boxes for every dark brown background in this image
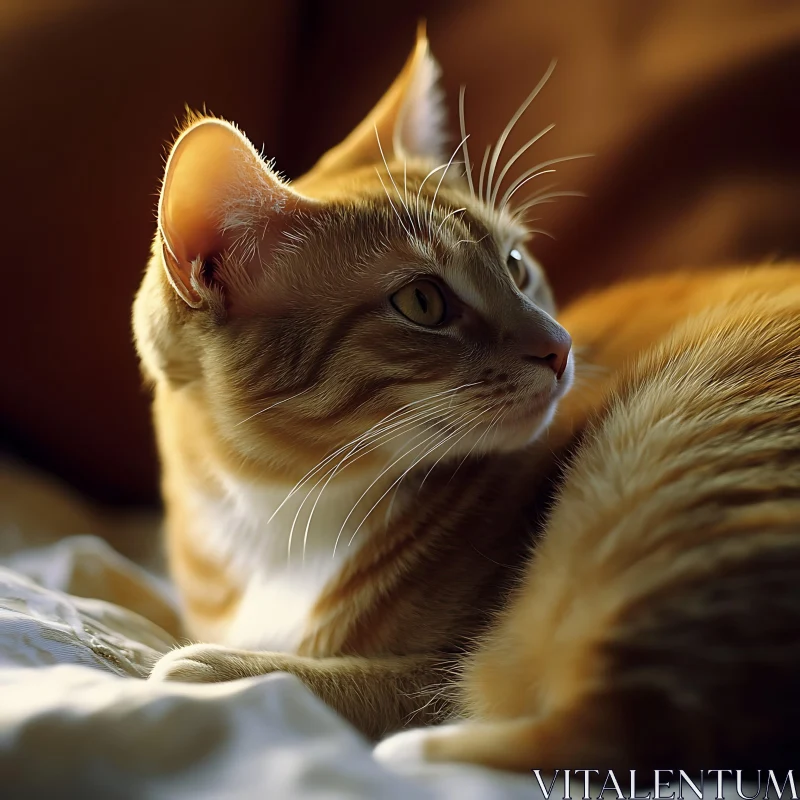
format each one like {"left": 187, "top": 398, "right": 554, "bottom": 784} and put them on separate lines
{"left": 2, "top": 0, "right": 799, "bottom": 507}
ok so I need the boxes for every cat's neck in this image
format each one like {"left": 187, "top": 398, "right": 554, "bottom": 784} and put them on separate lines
{"left": 201, "top": 459, "right": 404, "bottom": 570}
{"left": 171, "top": 431, "right": 417, "bottom": 651}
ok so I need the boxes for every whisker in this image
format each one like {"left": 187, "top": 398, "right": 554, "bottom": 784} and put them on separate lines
{"left": 292, "top": 400, "right": 467, "bottom": 563}
{"left": 418, "top": 405, "right": 495, "bottom": 491}
{"left": 458, "top": 86, "right": 475, "bottom": 198}
{"left": 375, "top": 168, "right": 414, "bottom": 240}
{"left": 383, "top": 478, "right": 404, "bottom": 527}
{"left": 435, "top": 207, "right": 467, "bottom": 239}
{"left": 499, "top": 154, "right": 593, "bottom": 213}
{"left": 270, "top": 383, "right": 482, "bottom": 526}
{"left": 498, "top": 169, "right": 557, "bottom": 214}
{"left": 415, "top": 163, "right": 448, "bottom": 224}
{"left": 299, "top": 399, "right": 472, "bottom": 562}
{"left": 478, "top": 145, "right": 491, "bottom": 205}
{"left": 428, "top": 135, "right": 470, "bottom": 234}
{"left": 235, "top": 386, "right": 313, "bottom": 427}
{"left": 334, "top": 409, "right": 468, "bottom": 557}
{"left": 403, "top": 159, "right": 409, "bottom": 218}
{"left": 345, "top": 412, "right": 477, "bottom": 549}
{"left": 489, "top": 123, "right": 555, "bottom": 209}
{"left": 513, "top": 190, "right": 588, "bottom": 216}
{"left": 374, "top": 125, "right": 414, "bottom": 231}
{"left": 514, "top": 181, "right": 558, "bottom": 206}
{"left": 376, "top": 431, "right": 439, "bottom": 532}
{"left": 489, "top": 407, "right": 511, "bottom": 451}
{"left": 449, "top": 404, "right": 504, "bottom": 481}
{"left": 291, "top": 395, "right": 474, "bottom": 556}
{"left": 442, "top": 408, "right": 500, "bottom": 484}
{"left": 527, "top": 228, "right": 556, "bottom": 240}
{"left": 486, "top": 59, "right": 557, "bottom": 210}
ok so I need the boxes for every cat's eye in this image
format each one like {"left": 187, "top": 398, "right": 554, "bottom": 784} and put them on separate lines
{"left": 506, "top": 248, "right": 530, "bottom": 290}
{"left": 390, "top": 280, "right": 446, "bottom": 327}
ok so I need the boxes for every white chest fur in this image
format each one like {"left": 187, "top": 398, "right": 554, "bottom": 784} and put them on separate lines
{"left": 187, "top": 466, "right": 393, "bottom": 652}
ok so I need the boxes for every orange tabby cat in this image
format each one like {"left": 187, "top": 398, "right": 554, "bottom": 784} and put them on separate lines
{"left": 135, "top": 28, "right": 800, "bottom": 767}
{"left": 378, "top": 266, "right": 800, "bottom": 769}
{"left": 135, "top": 32, "right": 576, "bottom": 738}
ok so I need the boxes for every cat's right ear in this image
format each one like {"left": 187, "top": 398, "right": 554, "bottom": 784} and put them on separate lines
{"left": 300, "top": 27, "right": 447, "bottom": 185}
{"left": 158, "top": 118, "right": 317, "bottom": 308}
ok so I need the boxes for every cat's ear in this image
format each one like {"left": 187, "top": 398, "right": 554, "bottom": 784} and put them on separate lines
{"left": 305, "top": 26, "right": 446, "bottom": 182}
{"left": 158, "top": 118, "right": 316, "bottom": 308}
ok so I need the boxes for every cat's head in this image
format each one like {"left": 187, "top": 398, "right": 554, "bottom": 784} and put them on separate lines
{"left": 133, "top": 31, "right": 573, "bottom": 480}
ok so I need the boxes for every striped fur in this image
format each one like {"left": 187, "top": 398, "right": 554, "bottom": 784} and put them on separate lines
{"left": 134, "top": 33, "right": 577, "bottom": 738}
{"left": 380, "top": 266, "right": 800, "bottom": 767}
{"left": 135, "top": 29, "right": 800, "bottom": 760}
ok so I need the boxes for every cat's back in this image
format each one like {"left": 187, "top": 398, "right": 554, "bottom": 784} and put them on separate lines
{"left": 557, "top": 268, "right": 800, "bottom": 592}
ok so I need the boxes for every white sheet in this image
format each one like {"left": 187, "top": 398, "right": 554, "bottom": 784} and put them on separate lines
{"left": 0, "top": 460, "right": 540, "bottom": 798}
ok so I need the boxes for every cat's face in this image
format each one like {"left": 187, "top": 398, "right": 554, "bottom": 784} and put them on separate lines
{"left": 134, "top": 33, "right": 573, "bottom": 479}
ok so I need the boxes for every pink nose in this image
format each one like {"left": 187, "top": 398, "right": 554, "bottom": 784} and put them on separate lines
{"left": 523, "top": 326, "right": 572, "bottom": 379}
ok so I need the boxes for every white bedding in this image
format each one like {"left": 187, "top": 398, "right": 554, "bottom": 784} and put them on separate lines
{"left": 0, "top": 460, "right": 540, "bottom": 798}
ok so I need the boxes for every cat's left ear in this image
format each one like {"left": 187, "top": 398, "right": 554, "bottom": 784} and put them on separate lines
{"left": 302, "top": 25, "right": 447, "bottom": 182}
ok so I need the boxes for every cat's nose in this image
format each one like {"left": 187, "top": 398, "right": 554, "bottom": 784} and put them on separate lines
{"left": 522, "top": 324, "right": 572, "bottom": 379}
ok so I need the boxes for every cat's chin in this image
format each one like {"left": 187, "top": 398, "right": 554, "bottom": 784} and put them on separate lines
{"left": 488, "top": 360, "right": 574, "bottom": 452}
{"left": 420, "top": 378, "right": 571, "bottom": 461}
{"left": 488, "top": 369, "right": 573, "bottom": 453}
{"left": 488, "top": 401, "right": 559, "bottom": 453}
{"left": 425, "top": 397, "right": 560, "bottom": 462}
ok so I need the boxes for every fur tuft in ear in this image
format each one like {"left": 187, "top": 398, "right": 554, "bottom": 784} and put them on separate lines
{"left": 392, "top": 25, "right": 447, "bottom": 162}
{"left": 301, "top": 26, "right": 447, "bottom": 184}
{"left": 158, "top": 118, "right": 316, "bottom": 308}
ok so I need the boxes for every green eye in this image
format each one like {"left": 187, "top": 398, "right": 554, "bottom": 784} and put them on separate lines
{"left": 507, "top": 248, "right": 529, "bottom": 290}
{"left": 391, "top": 279, "right": 446, "bottom": 327}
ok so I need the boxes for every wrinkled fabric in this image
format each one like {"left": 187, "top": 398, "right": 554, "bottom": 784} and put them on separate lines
{"left": 0, "top": 470, "right": 542, "bottom": 798}
{"left": 0, "top": 535, "right": 756, "bottom": 798}
{"left": 0, "top": 556, "right": 171, "bottom": 678}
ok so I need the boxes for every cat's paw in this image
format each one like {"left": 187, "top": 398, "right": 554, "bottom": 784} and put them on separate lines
{"left": 374, "top": 723, "right": 463, "bottom": 765}
{"left": 149, "top": 643, "right": 246, "bottom": 683}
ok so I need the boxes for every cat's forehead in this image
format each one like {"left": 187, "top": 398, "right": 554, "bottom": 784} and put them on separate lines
{"left": 266, "top": 168, "right": 537, "bottom": 316}
{"left": 388, "top": 197, "right": 528, "bottom": 303}
{"left": 382, "top": 210, "right": 515, "bottom": 294}
{"left": 319, "top": 185, "right": 524, "bottom": 277}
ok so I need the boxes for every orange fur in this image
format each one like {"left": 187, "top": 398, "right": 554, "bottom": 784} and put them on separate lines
{"left": 135, "top": 28, "right": 800, "bottom": 760}
{"left": 397, "top": 266, "right": 800, "bottom": 768}
{"left": 135, "top": 33, "right": 578, "bottom": 738}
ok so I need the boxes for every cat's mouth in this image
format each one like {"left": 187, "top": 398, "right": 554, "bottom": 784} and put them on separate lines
{"left": 500, "top": 365, "right": 573, "bottom": 429}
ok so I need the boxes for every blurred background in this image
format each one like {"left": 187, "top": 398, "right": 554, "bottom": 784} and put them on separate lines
{"left": 1, "top": 0, "right": 799, "bottom": 510}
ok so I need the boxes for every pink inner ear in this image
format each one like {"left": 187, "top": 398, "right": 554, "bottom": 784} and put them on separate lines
{"left": 158, "top": 118, "right": 321, "bottom": 309}
{"left": 160, "top": 121, "right": 251, "bottom": 271}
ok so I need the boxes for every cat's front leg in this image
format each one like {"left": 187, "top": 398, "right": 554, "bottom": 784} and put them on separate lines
{"left": 149, "top": 644, "right": 454, "bottom": 738}
{"left": 149, "top": 642, "right": 282, "bottom": 683}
